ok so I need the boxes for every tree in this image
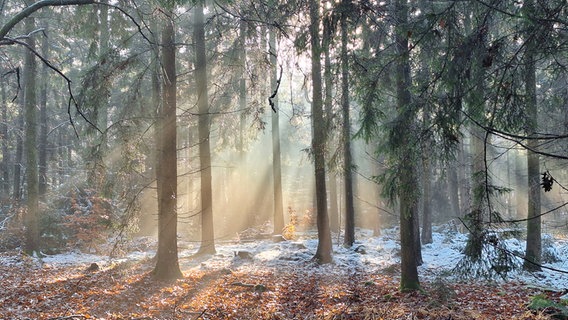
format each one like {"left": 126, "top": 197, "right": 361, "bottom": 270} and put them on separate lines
{"left": 322, "top": 4, "right": 338, "bottom": 234}
{"left": 195, "top": 1, "right": 216, "bottom": 255}
{"left": 309, "top": 0, "right": 332, "bottom": 264}
{"left": 394, "top": 0, "right": 420, "bottom": 291}
{"left": 38, "top": 25, "right": 49, "bottom": 199}
{"left": 23, "top": 3, "right": 40, "bottom": 256}
{"left": 460, "top": 3, "right": 491, "bottom": 261}
{"left": 153, "top": 7, "right": 183, "bottom": 280}
{"left": 523, "top": 0, "right": 541, "bottom": 272}
{"left": 269, "top": 26, "right": 285, "bottom": 235}
{"left": 0, "top": 83, "right": 10, "bottom": 201}
{"left": 340, "top": 0, "right": 355, "bottom": 248}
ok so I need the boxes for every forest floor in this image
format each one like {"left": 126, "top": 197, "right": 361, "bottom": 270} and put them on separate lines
{"left": 0, "top": 226, "right": 566, "bottom": 319}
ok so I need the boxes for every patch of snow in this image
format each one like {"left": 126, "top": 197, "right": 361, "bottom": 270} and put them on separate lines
{"left": 2, "top": 226, "right": 568, "bottom": 290}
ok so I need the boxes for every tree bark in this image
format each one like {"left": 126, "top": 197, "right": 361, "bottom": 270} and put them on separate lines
{"left": 23, "top": 8, "right": 40, "bottom": 255}
{"left": 340, "top": 4, "right": 355, "bottom": 248}
{"left": 309, "top": 0, "right": 332, "bottom": 264}
{"left": 38, "top": 24, "right": 48, "bottom": 199}
{"left": 394, "top": 0, "right": 420, "bottom": 291}
{"left": 421, "top": 150, "right": 432, "bottom": 245}
{"left": 323, "top": 25, "right": 338, "bottom": 234}
{"left": 523, "top": 0, "right": 541, "bottom": 271}
{"left": 195, "top": 2, "right": 216, "bottom": 255}
{"left": 13, "top": 102, "right": 23, "bottom": 202}
{"left": 0, "top": 85, "right": 9, "bottom": 201}
{"left": 153, "top": 9, "right": 182, "bottom": 280}
{"left": 269, "top": 28, "right": 285, "bottom": 235}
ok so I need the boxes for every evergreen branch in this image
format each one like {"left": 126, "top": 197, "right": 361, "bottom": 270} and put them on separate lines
{"left": 0, "top": 0, "right": 95, "bottom": 41}
{"left": 502, "top": 201, "right": 568, "bottom": 224}
{"left": 6, "top": 37, "right": 101, "bottom": 137}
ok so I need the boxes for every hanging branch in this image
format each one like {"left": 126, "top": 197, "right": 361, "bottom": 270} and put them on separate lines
{"left": 268, "top": 64, "right": 283, "bottom": 113}
{"left": 7, "top": 37, "right": 100, "bottom": 137}
{"left": 0, "top": 0, "right": 95, "bottom": 41}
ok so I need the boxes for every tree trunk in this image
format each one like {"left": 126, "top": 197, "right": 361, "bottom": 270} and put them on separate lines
{"left": 447, "top": 160, "right": 460, "bottom": 219}
{"left": 421, "top": 153, "right": 432, "bottom": 244}
{"left": 153, "top": 9, "right": 183, "bottom": 280}
{"left": 523, "top": 0, "right": 541, "bottom": 271}
{"left": 323, "top": 26, "right": 338, "bottom": 234}
{"left": 269, "top": 28, "right": 285, "bottom": 235}
{"left": 23, "top": 9, "right": 40, "bottom": 255}
{"left": 340, "top": 6, "right": 355, "bottom": 248}
{"left": 98, "top": 0, "right": 110, "bottom": 196}
{"left": 195, "top": 2, "right": 216, "bottom": 255}
{"left": 309, "top": 0, "right": 332, "bottom": 264}
{"left": 13, "top": 103, "right": 23, "bottom": 202}
{"left": 0, "top": 85, "right": 9, "bottom": 201}
{"left": 463, "top": 10, "right": 488, "bottom": 260}
{"left": 394, "top": 0, "right": 420, "bottom": 291}
{"left": 38, "top": 26, "right": 48, "bottom": 199}
{"left": 457, "top": 140, "right": 469, "bottom": 217}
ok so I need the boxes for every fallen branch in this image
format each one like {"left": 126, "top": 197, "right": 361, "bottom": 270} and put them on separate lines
{"left": 47, "top": 315, "right": 88, "bottom": 320}
{"left": 231, "top": 282, "right": 267, "bottom": 292}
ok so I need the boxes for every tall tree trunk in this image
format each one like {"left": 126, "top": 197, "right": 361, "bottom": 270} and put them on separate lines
{"left": 269, "top": 27, "right": 285, "bottom": 235}
{"left": 523, "top": 0, "right": 541, "bottom": 271}
{"left": 463, "top": 8, "right": 489, "bottom": 260}
{"left": 195, "top": 2, "right": 215, "bottom": 255}
{"left": 421, "top": 147, "right": 432, "bottom": 244}
{"left": 323, "top": 26, "right": 339, "bottom": 234}
{"left": 38, "top": 25, "right": 48, "bottom": 199}
{"left": 23, "top": 8, "right": 40, "bottom": 255}
{"left": 98, "top": 0, "right": 110, "bottom": 196}
{"left": 13, "top": 102, "right": 23, "bottom": 202}
{"left": 153, "top": 10, "right": 183, "bottom": 280}
{"left": 394, "top": 0, "right": 420, "bottom": 291}
{"left": 238, "top": 21, "right": 247, "bottom": 161}
{"left": 309, "top": 0, "right": 332, "bottom": 264}
{"left": 340, "top": 4, "right": 355, "bottom": 248}
{"left": 457, "top": 140, "right": 469, "bottom": 217}
{"left": 447, "top": 160, "right": 460, "bottom": 219}
{"left": 0, "top": 85, "right": 9, "bottom": 201}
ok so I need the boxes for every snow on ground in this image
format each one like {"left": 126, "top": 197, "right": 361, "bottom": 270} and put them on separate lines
{"left": 2, "top": 225, "right": 567, "bottom": 290}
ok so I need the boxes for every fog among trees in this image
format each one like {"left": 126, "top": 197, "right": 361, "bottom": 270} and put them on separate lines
{"left": 1, "top": 0, "right": 568, "bottom": 317}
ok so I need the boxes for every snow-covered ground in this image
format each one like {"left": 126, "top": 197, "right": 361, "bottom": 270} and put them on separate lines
{"left": 2, "top": 226, "right": 567, "bottom": 290}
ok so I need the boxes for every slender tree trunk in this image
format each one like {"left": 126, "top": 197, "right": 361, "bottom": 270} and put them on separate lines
{"left": 269, "top": 28, "right": 285, "bottom": 235}
{"left": 238, "top": 21, "right": 247, "bottom": 160}
{"left": 463, "top": 10, "right": 489, "bottom": 260}
{"left": 329, "top": 175, "right": 339, "bottom": 233}
{"left": 195, "top": 2, "right": 215, "bottom": 255}
{"left": 323, "top": 28, "right": 338, "bottom": 234}
{"left": 340, "top": 6, "right": 355, "bottom": 248}
{"left": 457, "top": 140, "right": 469, "bottom": 217}
{"left": 421, "top": 152, "right": 432, "bottom": 244}
{"left": 309, "top": 0, "right": 332, "bottom": 264}
{"left": 23, "top": 8, "right": 40, "bottom": 255}
{"left": 447, "top": 160, "right": 460, "bottom": 219}
{"left": 0, "top": 85, "right": 9, "bottom": 200}
{"left": 13, "top": 103, "right": 23, "bottom": 202}
{"left": 98, "top": 0, "right": 110, "bottom": 196}
{"left": 38, "top": 26, "right": 48, "bottom": 199}
{"left": 523, "top": 1, "right": 541, "bottom": 271}
{"left": 394, "top": 0, "right": 420, "bottom": 291}
{"left": 153, "top": 9, "right": 182, "bottom": 280}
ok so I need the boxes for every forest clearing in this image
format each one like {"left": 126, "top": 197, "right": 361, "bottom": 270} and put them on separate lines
{"left": 1, "top": 226, "right": 567, "bottom": 319}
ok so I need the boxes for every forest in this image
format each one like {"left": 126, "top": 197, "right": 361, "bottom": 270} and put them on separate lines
{"left": 1, "top": 0, "right": 568, "bottom": 319}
